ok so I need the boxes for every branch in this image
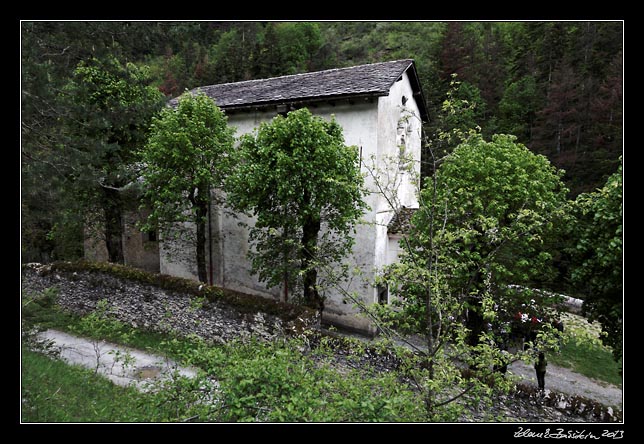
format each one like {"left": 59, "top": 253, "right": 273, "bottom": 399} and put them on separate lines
{"left": 308, "top": 250, "right": 429, "bottom": 356}
{"left": 21, "top": 150, "right": 75, "bottom": 182}
{"left": 361, "top": 155, "right": 421, "bottom": 270}
{"left": 433, "top": 381, "right": 477, "bottom": 408}
{"left": 97, "top": 177, "right": 141, "bottom": 193}
{"left": 42, "top": 45, "right": 71, "bottom": 57}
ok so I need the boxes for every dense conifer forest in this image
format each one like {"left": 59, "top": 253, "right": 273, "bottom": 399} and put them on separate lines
{"left": 21, "top": 21, "right": 623, "bottom": 263}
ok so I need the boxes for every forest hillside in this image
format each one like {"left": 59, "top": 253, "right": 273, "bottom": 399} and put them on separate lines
{"left": 21, "top": 21, "right": 623, "bottom": 263}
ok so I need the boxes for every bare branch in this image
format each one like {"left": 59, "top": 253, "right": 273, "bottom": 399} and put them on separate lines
{"left": 42, "top": 45, "right": 71, "bottom": 57}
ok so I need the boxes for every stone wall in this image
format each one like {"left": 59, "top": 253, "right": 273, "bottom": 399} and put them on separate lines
{"left": 20, "top": 263, "right": 620, "bottom": 423}
{"left": 21, "top": 263, "right": 319, "bottom": 344}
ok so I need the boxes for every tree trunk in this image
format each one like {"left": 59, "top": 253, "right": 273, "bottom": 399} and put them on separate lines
{"left": 466, "top": 305, "right": 485, "bottom": 347}
{"left": 194, "top": 188, "right": 209, "bottom": 283}
{"left": 102, "top": 188, "right": 124, "bottom": 264}
{"left": 301, "top": 215, "right": 322, "bottom": 311}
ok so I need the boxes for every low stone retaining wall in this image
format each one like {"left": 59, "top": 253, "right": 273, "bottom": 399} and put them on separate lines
{"left": 21, "top": 262, "right": 619, "bottom": 423}
{"left": 21, "top": 262, "right": 319, "bottom": 344}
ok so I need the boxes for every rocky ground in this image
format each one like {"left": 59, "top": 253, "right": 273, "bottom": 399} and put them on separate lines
{"left": 21, "top": 264, "right": 294, "bottom": 343}
{"left": 21, "top": 264, "right": 623, "bottom": 423}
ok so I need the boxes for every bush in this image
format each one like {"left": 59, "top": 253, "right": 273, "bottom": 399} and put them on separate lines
{"left": 172, "top": 336, "right": 425, "bottom": 422}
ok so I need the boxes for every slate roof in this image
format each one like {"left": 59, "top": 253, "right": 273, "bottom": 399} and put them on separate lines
{"left": 387, "top": 207, "right": 418, "bottom": 235}
{"left": 170, "top": 59, "right": 428, "bottom": 121}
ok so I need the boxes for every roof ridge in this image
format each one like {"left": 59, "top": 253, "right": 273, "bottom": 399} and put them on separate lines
{"left": 168, "top": 58, "right": 429, "bottom": 121}
{"left": 196, "top": 59, "right": 414, "bottom": 91}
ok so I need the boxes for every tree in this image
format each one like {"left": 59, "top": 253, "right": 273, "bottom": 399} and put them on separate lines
{"left": 21, "top": 22, "right": 125, "bottom": 262}
{"left": 256, "top": 22, "right": 325, "bottom": 77}
{"left": 59, "top": 55, "right": 165, "bottom": 263}
{"left": 570, "top": 162, "right": 622, "bottom": 361}
{"left": 531, "top": 59, "right": 581, "bottom": 158}
{"left": 350, "top": 133, "right": 567, "bottom": 419}
{"left": 421, "top": 76, "right": 485, "bottom": 179}
{"left": 140, "top": 92, "right": 235, "bottom": 283}
{"left": 498, "top": 75, "right": 541, "bottom": 143}
{"left": 438, "top": 22, "right": 478, "bottom": 83}
{"left": 226, "top": 108, "right": 367, "bottom": 310}
{"left": 210, "top": 23, "right": 263, "bottom": 83}
{"left": 587, "top": 51, "right": 623, "bottom": 189}
{"left": 421, "top": 134, "right": 568, "bottom": 344}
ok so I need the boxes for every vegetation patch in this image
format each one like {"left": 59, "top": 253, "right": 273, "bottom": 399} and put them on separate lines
{"left": 549, "top": 313, "right": 622, "bottom": 387}
{"left": 22, "top": 284, "right": 623, "bottom": 423}
{"left": 22, "top": 347, "right": 153, "bottom": 422}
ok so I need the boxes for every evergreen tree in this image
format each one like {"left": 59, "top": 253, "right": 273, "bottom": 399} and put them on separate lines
{"left": 60, "top": 55, "right": 165, "bottom": 263}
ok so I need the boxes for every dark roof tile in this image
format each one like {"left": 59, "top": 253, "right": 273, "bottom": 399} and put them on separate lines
{"left": 169, "top": 59, "right": 427, "bottom": 120}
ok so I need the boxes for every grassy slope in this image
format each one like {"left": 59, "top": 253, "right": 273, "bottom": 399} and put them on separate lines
{"left": 21, "top": 348, "right": 154, "bottom": 422}
{"left": 549, "top": 313, "right": 622, "bottom": 387}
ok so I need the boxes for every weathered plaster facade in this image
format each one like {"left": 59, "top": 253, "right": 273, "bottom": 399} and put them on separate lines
{"left": 159, "top": 61, "right": 426, "bottom": 334}
{"left": 87, "top": 60, "right": 427, "bottom": 334}
{"left": 85, "top": 209, "right": 160, "bottom": 274}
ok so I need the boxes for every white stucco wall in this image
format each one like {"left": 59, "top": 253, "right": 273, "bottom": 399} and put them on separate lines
{"left": 372, "top": 72, "right": 422, "bottom": 309}
{"left": 159, "top": 221, "right": 200, "bottom": 280}
{"left": 158, "top": 71, "right": 422, "bottom": 334}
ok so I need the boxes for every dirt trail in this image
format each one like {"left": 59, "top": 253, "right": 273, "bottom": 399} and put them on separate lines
{"left": 35, "top": 329, "right": 200, "bottom": 391}
{"left": 508, "top": 359, "right": 622, "bottom": 409}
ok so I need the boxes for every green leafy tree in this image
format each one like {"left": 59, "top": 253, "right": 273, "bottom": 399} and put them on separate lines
{"left": 271, "top": 22, "right": 324, "bottom": 74}
{"left": 210, "top": 23, "right": 263, "bottom": 83}
{"left": 421, "top": 76, "right": 485, "bottom": 179}
{"left": 226, "top": 108, "right": 367, "bottom": 310}
{"left": 570, "top": 162, "right": 622, "bottom": 361}
{"left": 59, "top": 55, "right": 165, "bottom": 263}
{"left": 357, "top": 133, "right": 568, "bottom": 419}
{"left": 418, "top": 134, "right": 568, "bottom": 343}
{"left": 140, "top": 92, "right": 235, "bottom": 283}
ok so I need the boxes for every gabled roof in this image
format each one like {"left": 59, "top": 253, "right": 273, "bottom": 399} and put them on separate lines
{"left": 170, "top": 59, "right": 428, "bottom": 121}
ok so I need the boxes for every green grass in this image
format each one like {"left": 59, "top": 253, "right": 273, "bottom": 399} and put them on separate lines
{"left": 21, "top": 348, "right": 155, "bottom": 422}
{"left": 21, "top": 285, "right": 622, "bottom": 422}
{"left": 548, "top": 313, "right": 622, "bottom": 387}
{"left": 550, "top": 340, "right": 622, "bottom": 387}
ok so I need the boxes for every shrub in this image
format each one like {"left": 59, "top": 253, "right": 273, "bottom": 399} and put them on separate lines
{"left": 173, "top": 336, "right": 425, "bottom": 422}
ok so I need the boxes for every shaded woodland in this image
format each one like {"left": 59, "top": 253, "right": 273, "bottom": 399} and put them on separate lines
{"left": 21, "top": 21, "right": 623, "bottom": 264}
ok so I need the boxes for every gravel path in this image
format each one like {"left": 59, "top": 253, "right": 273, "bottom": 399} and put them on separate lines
{"left": 35, "top": 329, "right": 200, "bottom": 391}
{"left": 342, "top": 329, "right": 623, "bottom": 411}
{"left": 508, "top": 359, "right": 623, "bottom": 409}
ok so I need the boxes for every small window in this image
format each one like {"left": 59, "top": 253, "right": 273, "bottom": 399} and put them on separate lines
{"left": 143, "top": 230, "right": 157, "bottom": 243}
{"left": 377, "top": 285, "right": 389, "bottom": 305}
